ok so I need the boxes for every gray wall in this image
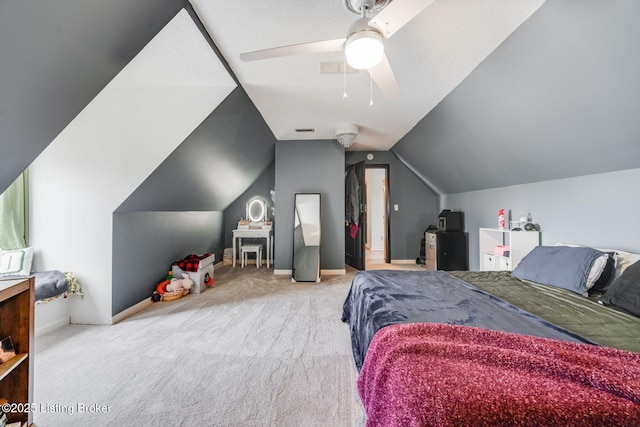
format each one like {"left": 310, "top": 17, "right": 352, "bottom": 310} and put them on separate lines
{"left": 112, "top": 211, "right": 223, "bottom": 315}
{"left": 392, "top": 0, "right": 640, "bottom": 195}
{"left": 442, "top": 168, "right": 640, "bottom": 271}
{"left": 223, "top": 161, "right": 276, "bottom": 254}
{"left": 274, "top": 141, "right": 345, "bottom": 272}
{"left": 346, "top": 151, "right": 439, "bottom": 261}
{"left": 116, "top": 87, "right": 275, "bottom": 212}
{"left": 111, "top": 86, "right": 275, "bottom": 314}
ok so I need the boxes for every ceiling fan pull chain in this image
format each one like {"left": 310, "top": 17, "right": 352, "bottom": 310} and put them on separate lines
{"left": 342, "top": 51, "right": 347, "bottom": 99}
{"left": 343, "top": 51, "right": 348, "bottom": 99}
{"left": 369, "top": 70, "right": 374, "bottom": 106}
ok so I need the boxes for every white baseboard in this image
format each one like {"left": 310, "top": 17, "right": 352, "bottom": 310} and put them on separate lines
{"left": 391, "top": 259, "right": 418, "bottom": 264}
{"left": 36, "top": 314, "right": 70, "bottom": 337}
{"left": 111, "top": 258, "right": 225, "bottom": 323}
{"left": 35, "top": 297, "right": 70, "bottom": 337}
{"left": 276, "top": 268, "right": 346, "bottom": 277}
{"left": 112, "top": 297, "right": 153, "bottom": 324}
{"left": 321, "top": 269, "right": 346, "bottom": 275}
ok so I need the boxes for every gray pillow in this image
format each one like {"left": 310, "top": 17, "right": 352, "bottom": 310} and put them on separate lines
{"left": 599, "top": 260, "right": 640, "bottom": 317}
{"left": 512, "top": 246, "right": 605, "bottom": 295}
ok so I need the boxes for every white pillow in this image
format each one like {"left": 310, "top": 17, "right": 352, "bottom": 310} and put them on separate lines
{"left": 585, "top": 253, "right": 610, "bottom": 290}
{"left": 0, "top": 247, "right": 33, "bottom": 277}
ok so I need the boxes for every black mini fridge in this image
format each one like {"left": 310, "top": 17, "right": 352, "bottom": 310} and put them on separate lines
{"left": 425, "top": 230, "right": 468, "bottom": 271}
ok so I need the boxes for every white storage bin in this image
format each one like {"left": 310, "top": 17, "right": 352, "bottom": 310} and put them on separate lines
{"left": 172, "top": 254, "right": 215, "bottom": 294}
{"left": 482, "top": 253, "right": 497, "bottom": 270}
{"left": 498, "top": 256, "right": 511, "bottom": 271}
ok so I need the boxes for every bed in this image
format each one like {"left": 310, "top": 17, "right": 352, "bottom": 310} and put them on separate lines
{"left": 32, "top": 270, "right": 69, "bottom": 301}
{"left": 342, "top": 245, "right": 640, "bottom": 426}
{"left": 0, "top": 247, "right": 83, "bottom": 302}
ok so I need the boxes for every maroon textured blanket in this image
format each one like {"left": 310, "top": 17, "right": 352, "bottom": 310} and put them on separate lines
{"left": 358, "top": 323, "right": 640, "bottom": 427}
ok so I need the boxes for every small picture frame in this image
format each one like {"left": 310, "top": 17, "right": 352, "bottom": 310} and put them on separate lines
{"left": 0, "top": 336, "right": 16, "bottom": 363}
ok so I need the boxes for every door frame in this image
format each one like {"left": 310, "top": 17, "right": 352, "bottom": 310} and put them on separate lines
{"left": 365, "top": 164, "right": 391, "bottom": 264}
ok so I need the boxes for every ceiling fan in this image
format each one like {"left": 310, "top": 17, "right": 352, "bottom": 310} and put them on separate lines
{"left": 239, "top": 0, "right": 434, "bottom": 100}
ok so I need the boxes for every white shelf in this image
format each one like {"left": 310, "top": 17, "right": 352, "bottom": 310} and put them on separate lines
{"left": 479, "top": 228, "right": 540, "bottom": 271}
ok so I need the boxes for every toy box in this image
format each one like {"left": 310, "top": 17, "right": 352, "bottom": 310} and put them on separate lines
{"left": 172, "top": 254, "right": 215, "bottom": 294}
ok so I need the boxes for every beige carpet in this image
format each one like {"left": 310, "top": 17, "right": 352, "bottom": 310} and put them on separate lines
{"left": 34, "top": 265, "right": 373, "bottom": 426}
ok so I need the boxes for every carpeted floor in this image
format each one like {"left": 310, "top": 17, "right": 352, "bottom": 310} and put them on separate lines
{"left": 34, "top": 265, "right": 388, "bottom": 426}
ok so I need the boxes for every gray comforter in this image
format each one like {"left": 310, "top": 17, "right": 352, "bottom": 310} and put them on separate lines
{"left": 341, "top": 270, "right": 594, "bottom": 370}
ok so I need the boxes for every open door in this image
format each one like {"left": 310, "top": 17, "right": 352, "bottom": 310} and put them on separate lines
{"left": 345, "top": 161, "right": 366, "bottom": 270}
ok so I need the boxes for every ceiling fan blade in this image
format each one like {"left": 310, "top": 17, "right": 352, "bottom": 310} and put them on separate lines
{"left": 240, "top": 38, "right": 346, "bottom": 62}
{"left": 369, "top": 0, "right": 435, "bottom": 38}
{"left": 368, "top": 53, "right": 401, "bottom": 100}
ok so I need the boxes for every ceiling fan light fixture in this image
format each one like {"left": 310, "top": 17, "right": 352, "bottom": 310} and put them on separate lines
{"left": 345, "top": 30, "right": 384, "bottom": 70}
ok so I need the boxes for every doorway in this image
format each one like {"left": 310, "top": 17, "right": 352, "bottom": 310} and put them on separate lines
{"left": 345, "top": 162, "right": 390, "bottom": 271}
{"left": 365, "top": 166, "right": 390, "bottom": 269}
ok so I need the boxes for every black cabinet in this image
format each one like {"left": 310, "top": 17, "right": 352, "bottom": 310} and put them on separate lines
{"left": 425, "top": 231, "right": 468, "bottom": 271}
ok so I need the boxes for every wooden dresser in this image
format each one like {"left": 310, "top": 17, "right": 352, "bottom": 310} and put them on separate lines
{"left": 0, "top": 277, "right": 34, "bottom": 426}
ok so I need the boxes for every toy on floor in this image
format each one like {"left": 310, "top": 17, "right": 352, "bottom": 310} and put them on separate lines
{"left": 151, "top": 271, "right": 193, "bottom": 302}
{"left": 167, "top": 273, "right": 193, "bottom": 293}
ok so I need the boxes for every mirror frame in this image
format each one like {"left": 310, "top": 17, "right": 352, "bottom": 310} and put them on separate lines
{"left": 291, "top": 193, "right": 321, "bottom": 282}
{"left": 246, "top": 197, "right": 267, "bottom": 223}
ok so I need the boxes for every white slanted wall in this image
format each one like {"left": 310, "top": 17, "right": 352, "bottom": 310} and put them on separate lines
{"left": 29, "top": 9, "right": 236, "bottom": 326}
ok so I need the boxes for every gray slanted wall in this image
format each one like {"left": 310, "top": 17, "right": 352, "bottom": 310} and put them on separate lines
{"left": 223, "top": 162, "right": 276, "bottom": 253}
{"left": 391, "top": 0, "right": 640, "bottom": 195}
{"left": 112, "top": 86, "right": 275, "bottom": 316}
{"left": 0, "top": 0, "right": 187, "bottom": 194}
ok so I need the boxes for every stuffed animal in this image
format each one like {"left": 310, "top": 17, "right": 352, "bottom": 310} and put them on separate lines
{"left": 166, "top": 272, "right": 194, "bottom": 293}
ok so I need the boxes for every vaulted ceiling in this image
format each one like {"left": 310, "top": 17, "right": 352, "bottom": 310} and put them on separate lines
{"left": 2, "top": 0, "right": 640, "bottom": 199}
{"left": 191, "top": 0, "right": 544, "bottom": 150}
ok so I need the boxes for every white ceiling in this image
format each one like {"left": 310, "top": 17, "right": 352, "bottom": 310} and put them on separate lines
{"left": 190, "top": 0, "right": 544, "bottom": 151}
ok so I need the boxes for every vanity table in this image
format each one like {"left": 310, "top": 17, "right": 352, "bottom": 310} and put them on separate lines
{"left": 232, "top": 227, "right": 273, "bottom": 268}
{"left": 232, "top": 196, "right": 273, "bottom": 268}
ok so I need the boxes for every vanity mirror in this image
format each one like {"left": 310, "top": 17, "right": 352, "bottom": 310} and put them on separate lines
{"left": 291, "top": 193, "right": 321, "bottom": 282}
{"left": 246, "top": 196, "right": 267, "bottom": 224}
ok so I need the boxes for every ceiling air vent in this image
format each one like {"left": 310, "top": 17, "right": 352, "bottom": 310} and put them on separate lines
{"left": 295, "top": 128, "right": 315, "bottom": 133}
{"left": 319, "top": 61, "right": 358, "bottom": 74}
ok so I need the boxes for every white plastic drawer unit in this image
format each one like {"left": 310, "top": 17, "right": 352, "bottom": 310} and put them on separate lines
{"left": 498, "top": 256, "right": 511, "bottom": 271}
{"left": 482, "top": 253, "right": 497, "bottom": 270}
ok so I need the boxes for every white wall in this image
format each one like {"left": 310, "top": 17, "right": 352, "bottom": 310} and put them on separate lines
{"left": 366, "top": 169, "right": 385, "bottom": 251}
{"left": 442, "top": 168, "right": 640, "bottom": 270}
{"left": 29, "top": 10, "right": 236, "bottom": 325}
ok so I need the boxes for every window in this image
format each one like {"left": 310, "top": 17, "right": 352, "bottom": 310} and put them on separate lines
{"left": 0, "top": 171, "right": 29, "bottom": 250}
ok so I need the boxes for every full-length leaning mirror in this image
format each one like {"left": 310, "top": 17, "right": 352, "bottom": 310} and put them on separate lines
{"left": 292, "top": 193, "right": 321, "bottom": 282}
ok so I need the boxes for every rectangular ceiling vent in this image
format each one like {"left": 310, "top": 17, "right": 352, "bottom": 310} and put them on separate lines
{"left": 319, "top": 61, "right": 359, "bottom": 74}
{"left": 295, "top": 128, "right": 315, "bottom": 133}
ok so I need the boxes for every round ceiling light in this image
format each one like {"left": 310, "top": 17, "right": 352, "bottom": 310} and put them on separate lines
{"left": 345, "top": 30, "right": 384, "bottom": 70}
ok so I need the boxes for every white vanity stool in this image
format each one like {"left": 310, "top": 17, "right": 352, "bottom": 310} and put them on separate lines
{"left": 240, "top": 244, "right": 262, "bottom": 268}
